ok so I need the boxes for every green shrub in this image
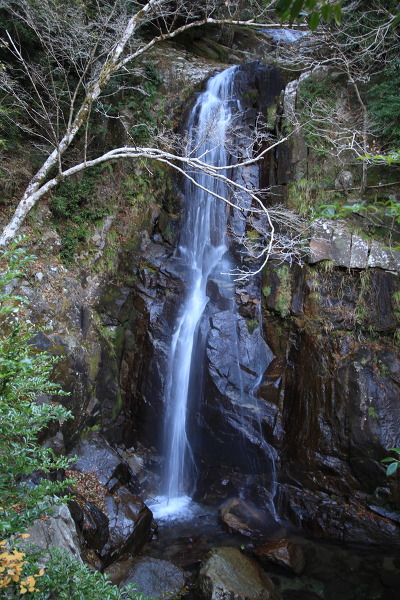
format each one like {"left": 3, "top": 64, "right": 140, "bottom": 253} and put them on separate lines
{"left": 0, "top": 241, "right": 72, "bottom": 536}
{"left": 50, "top": 166, "right": 112, "bottom": 264}
{"left": 367, "top": 59, "right": 400, "bottom": 149}
{"left": 32, "top": 549, "right": 144, "bottom": 600}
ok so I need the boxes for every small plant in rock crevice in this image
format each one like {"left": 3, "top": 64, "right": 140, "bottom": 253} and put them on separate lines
{"left": 381, "top": 448, "right": 400, "bottom": 476}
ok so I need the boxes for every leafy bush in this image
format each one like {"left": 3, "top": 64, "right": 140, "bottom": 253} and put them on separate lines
{"left": 381, "top": 448, "right": 400, "bottom": 476}
{"left": 32, "top": 549, "right": 142, "bottom": 600}
{"left": 367, "top": 59, "right": 400, "bottom": 149}
{"left": 0, "top": 542, "right": 146, "bottom": 599}
{"left": 50, "top": 167, "right": 111, "bottom": 264}
{"left": 117, "top": 64, "right": 163, "bottom": 145}
{"left": 0, "top": 241, "right": 72, "bottom": 536}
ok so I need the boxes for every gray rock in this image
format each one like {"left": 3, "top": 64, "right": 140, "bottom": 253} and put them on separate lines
{"left": 335, "top": 170, "right": 354, "bottom": 191}
{"left": 120, "top": 557, "right": 187, "bottom": 599}
{"left": 283, "top": 79, "right": 298, "bottom": 123}
{"left": 101, "top": 487, "right": 153, "bottom": 565}
{"left": 69, "top": 434, "right": 131, "bottom": 490}
{"left": 350, "top": 234, "right": 369, "bottom": 268}
{"left": 197, "top": 546, "right": 281, "bottom": 600}
{"left": 368, "top": 241, "right": 400, "bottom": 271}
{"left": 309, "top": 220, "right": 400, "bottom": 272}
{"left": 330, "top": 227, "right": 352, "bottom": 268}
{"left": 21, "top": 504, "right": 82, "bottom": 564}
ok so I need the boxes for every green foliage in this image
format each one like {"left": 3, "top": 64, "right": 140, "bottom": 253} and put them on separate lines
{"left": 297, "top": 75, "right": 340, "bottom": 156}
{"left": 246, "top": 318, "right": 259, "bottom": 334}
{"left": 0, "top": 545, "right": 150, "bottom": 600}
{"left": 362, "top": 151, "right": 400, "bottom": 165}
{"left": 50, "top": 166, "right": 112, "bottom": 264}
{"left": 275, "top": 265, "right": 291, "bottom": 319}
{"left": 381, "top": 448, "right": 400, "bottom": 476}
{"left": 275, "top": 0, "right": 342, "bottom": 30}
{"left": 367, "top": 60, "right": 400, "bottom": 149}
{"left": 287, "top": 177, "right": 340, "bottom": 218}
{"left": 314, "top": 196, "right": 400, "bottom": 248}
{"left": 0, "top": 241, "right": 72, "bottom": 536}
{"left": 29, "top": 549, "right": 143, "bottom": 600}
{"left": 367, "top": 405, "right": 379, "bottom": 420}
{"left": 115, "top": 64, "right": 163, "bottom": 145}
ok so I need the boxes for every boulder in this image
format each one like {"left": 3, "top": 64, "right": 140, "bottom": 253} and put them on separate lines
{"left": 69, "top": 434, "right": 132, "bottom": 492}
{"left": 219, "top": 498, "right": 283, "bottom": 540}
{"left": 68, "top": 497, "right": 109, "bottom": 553}
{"left": 253, "top": 538, "right": 305, "bottom": 574}
{"left": 197, "top": 546, "right": 281, "bottom": 600}
{"left": 101, "top": 487, "right": 153, "bottom": 565}
{"left": 21, "top": 504, "right": 82, "bottom": 564}
{"left": 334, "top": 170, "right": 354, "bottom": 191}
{"left": 119, "top": 557, "right": 187, "bottom": 599}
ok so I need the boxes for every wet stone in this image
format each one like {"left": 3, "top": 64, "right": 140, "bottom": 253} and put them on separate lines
{"left": 219, "top": 497, "right": 283, "bottom": 540}
{"left": 253, "top": 538, "right": 305, "bottom": 575}
{"left": 120, "top": 557, "right": 187, "bottom": 599}
{"left": 197, "top": 546, "right": 281, "bottom": 600}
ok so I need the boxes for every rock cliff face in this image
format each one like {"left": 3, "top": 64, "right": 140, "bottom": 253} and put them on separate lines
{"left": 10, "top": 31, "right": 400, "bottom": 556}
{"left": 108, "top": 57, "right": 400, "bottom": 545}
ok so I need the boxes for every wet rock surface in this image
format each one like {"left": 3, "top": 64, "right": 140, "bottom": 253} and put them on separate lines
{"left": 197, "top": 546, "right": 281, "bottom": 600}
{"left": 101, "top": 488, "right": 153, "bottom": 566}
{"left": 253, "top": 538, "right": 305, "bottom": 575}
{"left": 219, "top": 498, "right": 283, "bottom": 540}
{"left": 21, "top": 505, "right": 83, "bottom": 564}
{"left": 118, "top": 557, "right": 187, "bottom": 599}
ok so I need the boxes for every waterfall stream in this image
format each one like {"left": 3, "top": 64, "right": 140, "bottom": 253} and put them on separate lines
{"left": 151, "top": 66, "right": 239, "bottom": 518}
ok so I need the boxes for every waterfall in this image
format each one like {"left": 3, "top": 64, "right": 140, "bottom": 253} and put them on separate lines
{"left": 151, "top": 66, "right": 239, "bottom": 518}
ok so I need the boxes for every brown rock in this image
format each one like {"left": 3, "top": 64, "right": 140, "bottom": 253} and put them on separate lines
{"left": 197, "top": 546, "right": 281, "bottom": 600}
{"left": 219, "top": 498, "right": 283, "bottom": 540}
{"left": 254, "top": 538, "right": 305, "bottom": 574}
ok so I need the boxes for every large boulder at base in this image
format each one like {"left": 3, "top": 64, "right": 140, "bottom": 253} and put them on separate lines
{"left": 116, "top": 557, "right": 187, "bottom": 599}
{"left": 101, "top": 487, "right": 153, "bottom": 565}
{"left": 219, "top": 498, "right": 283, "bottom": 540}
{"left": 21, "top": 504, "right": 82, "bottom": 564}
{"left": 197, "top": 546, "right": 281, "bottom": 600}
{"left": 68, "top": 497, "right": 109, "bottom": 553}
{"left": 253, "top": 538, "right": 305, "bottom": 574}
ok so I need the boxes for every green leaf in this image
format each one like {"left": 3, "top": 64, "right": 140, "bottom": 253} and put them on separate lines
{"left": 389, "top": 447, "right": 400, "bottom": 453}
{"left": 381, "top": 457, "right": 395, "bottom": 463}
{"left": 387, "top": 461, "right": 398, "bottom": 475}
{"left": 308, "top": 11, "right": 320, "bottom": 30}
{"left": 305, "top": 0, "right": 318, "bottom": 9}
{"left": 289, "top": 0, "right": 305, "bottom": 24}
{"left": 321, "top": 3, "right": 333, "bottom": 22}
{"left": 276, "top": 0, "right": 294, "bottom": 16}
{"left": 333, "top": 2, "right": 342, "bottom": 25}
{"left": 392, "top": 12, "right": 400, "bottom": 28}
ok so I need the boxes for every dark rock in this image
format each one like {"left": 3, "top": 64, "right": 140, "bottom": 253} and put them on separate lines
{"left": 96, "top": 283, "right": 131, "bottom": 326}
{"left": 278, "top": 484, "right": 400, "bottom": 544}
{"left": 219, "top": 498, "right": 283, "bottom": 540}
{"left": 27, "top": 331, "right": 52, "bottom": 350}
{"left": 197, "top": 546, "right": 281, "bottom": 600}
{"left": 119, "top": 557, "right": 187, "bottom": 599}
{"left": 69, "top": 498, "right": 109, "bottom": 553}
{"left": 69, "top": 434, "right": 132, "bottom": 491}
{"left": 101, "top": 487, "right": 153, "bottom": 565}
{"left": 262, "top": 357, "right": 287, "bottom": 386}
{"left": 282, "top": 591, "right": 321, "bottom": 600}
{"left": 253, "top": 538, "right": 305, "bottom": 574}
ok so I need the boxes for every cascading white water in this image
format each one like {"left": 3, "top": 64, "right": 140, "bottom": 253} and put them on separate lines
{"left": 151, "top": 66, "right": 239, "bottom": 519}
